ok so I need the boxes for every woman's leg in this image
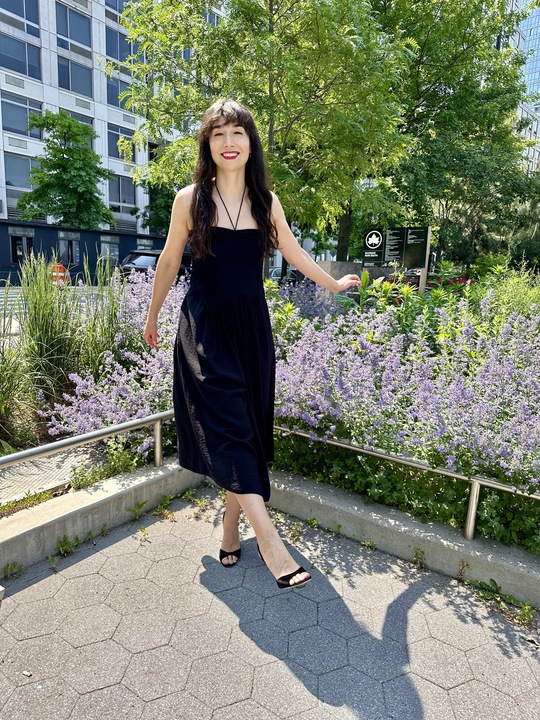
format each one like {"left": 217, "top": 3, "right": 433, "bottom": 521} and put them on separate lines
{"left": 220, "top": 491, "right": 242, "bottom": 566}
{"left": 232, "top": 492, "right": 311, "bottom": 586}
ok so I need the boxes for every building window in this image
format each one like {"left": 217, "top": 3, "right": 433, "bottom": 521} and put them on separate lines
{"left": 204, "top": 12, "right": 219, "bottom": 27}
{"left": 107, "top": 77, "right": 129, "bottom": 108}
{"left": 1, "top": 92, "right": 41, "bottom": 137}
{"left": 0, "top": 32, "right": 41, "bottom": 79}
{"left": 109, "top": 174, "right": 136, "bottom": 213}
{"left": 58, "top": 230, "right": 80, "bottom": 265}
{"left": 0, "top": 0, "right": 39, "bottom": 24}
{"left": 11, "top": 235, "right": 34, "bottom": 263}
{"left": 107, "top": 123, "right": 134, "bottom": 159}
{"left": 105, "top": 0, "right": 129, "bottom": 12}
{"left": 4, "top": 152, "right": 37, "bottom": 188}
{"left": 106, "top": 27, "right": 132, "bottom": 63}
{"left": 56, "top": 2, "right": 92, "bottom": 48}
{"left": 100, "top": 234, "right": 120, "bottom": 260}
{"left": 58, "top": 57, "right": 93, "bottom": 98}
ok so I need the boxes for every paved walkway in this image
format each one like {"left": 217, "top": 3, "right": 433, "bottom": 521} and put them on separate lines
{"left": 0, "top": 486, "right": 539, "bottom": 720}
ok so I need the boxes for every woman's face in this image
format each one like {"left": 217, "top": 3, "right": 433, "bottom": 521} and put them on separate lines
{"left": 208, "top": 120, "right": 251, "bottom": 172}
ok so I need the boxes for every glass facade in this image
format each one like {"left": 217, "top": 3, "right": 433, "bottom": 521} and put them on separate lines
{"left": 1, "top": 92, "right": 41, "bottom": 137}
{"left": 0, "top": 32, "right": 41, "bottom": 79}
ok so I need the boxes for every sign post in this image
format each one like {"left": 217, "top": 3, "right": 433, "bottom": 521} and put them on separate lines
{"left": 363, "top": 227, "right": 431, "bottom": 292}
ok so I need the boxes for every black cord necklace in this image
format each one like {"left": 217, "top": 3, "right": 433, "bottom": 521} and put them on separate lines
{"left": 215, "top": 184, "right": 246, "bottom": 231}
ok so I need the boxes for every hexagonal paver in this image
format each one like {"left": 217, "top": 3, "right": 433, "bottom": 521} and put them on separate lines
{"left": 63, "top": 639, "right": 131, "bottom": 693}
{"left": 55, "top": 548, "right": 107, "bottom": 578}
{"left": 318, "top": 597, "right": 372, "bottom": 639}
{"left": 59, "top": 604, "right": 121, "bottom": 648}
{"left": 263, "top": 592, "right": 317, "bottom": 633}
{"left": 449, "top": 679, "right": 523, "bottom": 719}
{"left": 384, "top": 672, "right": 454, "bottom": 720}
{"left": 242, "top": 565, "right": 283, "bottom": 598}
{"left": 526, "top": 653, "right": 540, "bottom": 683}
{"left": 146, "top": 556, "right": 200, "bottom": 589}
{"left": 141, "top": 690, "right": 211, "bottom": 720}
{"left": 318, "top": 666, "right": 388, "bottom": 720}
{"left": 54, "top": 574, "right": 113, "bottom": 609}
{"left": 171, "top": 614, "right": 231, "bottom": 659}
{"left": 228, "top": 620, "right": 289, "bottom": 666}
{"left": 137, "top": 533, "right": 187, "bottom": 561}
{"left": 409, "top": 638, "right": 473, "bottom": 689}
{"left": 106, "top": 579, "right": 175, "bottom": 615}
{"left": 1, "top": 597, "right": 67, "bottom": 640}
{"left": 187, "top": 652, "right": 254, "bottom": 710}
{"left": 211, "top": 699, "right": 280, "bottom": 720}
{"left": 348, "top": 633, "right": 409, "bottom": 681}
{"left": 211, "top": 587, "right": 265, "bottom": 625}
{"left": 114, "top": 611, "right": 176, "bottom": 653}
{"left": 342, "top": 573, "right": 398, "bottom": 609}
{"left": 171, "top": 517, "right": 215, "bottom": 541}
{"left": 0, "top": 626, "right": 15, "bottom": 661}
{"left": 2, "top": 635, "right": 74, "bottom": 687}
{"left": 0, "top": 670, "right": 15, "bottom": 711}
{"left": 95, "top": 529, "right": 141, "bottom": 557}
{"left": 467, "top": 644, "right": 538, "bottom": 698}
{"left": 253, "top": 662, "right": 319, "bottom": 718}
{"left": 288, "top": 626, "right": 348, "bottom": 675}
{"left": 70, "top": 684, "right": 144, "bottom": 720}
{"left": 99, "top": 554, "right": 153, "bottom": 582}
{"left": 196, "top": 560, "right": 246, "bottom": 594}
{"left": 167, "top": 583, "right": 213, "bottom": 619}
{"left": 0, "top": 677, "right": 78, "bottom": 720}
{"left": 7, "top": 572, "right": 65, "bottom": 603}
{"left": 518, "top": 686, "right": 540, "bottom": 720}
{"left": 122, "top": 645, "right": 191, "bottom": 701}
{"left": 426, "top": 608, "right": 489, "bottom": 652}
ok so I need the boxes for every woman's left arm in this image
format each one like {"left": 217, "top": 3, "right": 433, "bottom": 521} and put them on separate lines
{"left": 272, "top": 194, "right": 360, "bottom": 294}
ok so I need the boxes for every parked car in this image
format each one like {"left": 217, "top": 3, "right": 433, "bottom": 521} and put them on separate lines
{"left": 120, "top": 249, "right": 191, "bottom": 279}
{"left": 268, "top": 266, "right": 300, "bottom": 283}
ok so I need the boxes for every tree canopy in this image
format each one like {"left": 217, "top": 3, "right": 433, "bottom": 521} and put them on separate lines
{"left": 17, "top": 111, "right": 114, "bottom": 230}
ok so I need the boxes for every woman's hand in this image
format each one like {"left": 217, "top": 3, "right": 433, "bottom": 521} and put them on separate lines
{"left": 143, "top": 317, "right": 160, "bottom": 349}
{"left": 333, "top": 274, "right": 361, "bottom": 293}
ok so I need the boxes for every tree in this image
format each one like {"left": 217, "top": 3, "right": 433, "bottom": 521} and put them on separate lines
{"left": 119, "top": 0, "right": 406, "bottom": 234}
{"left": 17, "top": 110, "right": 114, "bottom": 229}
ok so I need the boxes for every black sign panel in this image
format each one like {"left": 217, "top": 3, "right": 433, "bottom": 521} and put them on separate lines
{"left": 363, "top": 227, "right": 430, "bottom": 269}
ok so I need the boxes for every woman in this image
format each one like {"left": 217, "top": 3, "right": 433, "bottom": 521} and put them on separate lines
{"left": 144, "top": 100, "right": 360, "bottom": 589}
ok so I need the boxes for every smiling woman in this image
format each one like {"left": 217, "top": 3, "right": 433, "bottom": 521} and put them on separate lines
{"left": 142, "top": 99, "right": 360, "bottom": 590}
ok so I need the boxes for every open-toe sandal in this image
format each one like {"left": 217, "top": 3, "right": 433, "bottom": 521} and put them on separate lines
{"left": 219, "top": 547, "right": 241, "bottom": 567}
{"left": 276, "top": 566, "right": 311, "bottom": 589}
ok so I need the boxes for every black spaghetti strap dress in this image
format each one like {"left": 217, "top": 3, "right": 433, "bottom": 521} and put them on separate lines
{"left": 173, "top": 227, "right": 275, "bottom": 501}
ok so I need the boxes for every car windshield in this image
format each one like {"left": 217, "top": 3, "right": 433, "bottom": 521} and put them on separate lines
{"left": 122, "top": 253, "right": 157, "bottom": 268}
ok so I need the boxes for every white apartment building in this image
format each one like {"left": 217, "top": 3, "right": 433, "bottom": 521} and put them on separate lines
{"left": 0, "top": 0, "right": 148, "bottom": 231}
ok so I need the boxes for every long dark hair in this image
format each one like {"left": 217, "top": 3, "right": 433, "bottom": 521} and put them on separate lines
{"left": 189, "top": 100, "right": 277, "bottom": 259}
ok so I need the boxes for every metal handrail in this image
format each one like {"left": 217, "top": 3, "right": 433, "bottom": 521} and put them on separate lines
{"left": 0, "top": 410, "right": 175, "bottom": 472}
{"left": 1, "top": 410, "right": 538, "bottom": 543}
{"left": 273, "top": 425, "right": 540, "bottom": 541}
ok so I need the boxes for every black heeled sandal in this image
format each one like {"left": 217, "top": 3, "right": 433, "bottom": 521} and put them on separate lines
{"left": 258, "top": 544, "right": 311, "bottom": 589}
{"left": 219, "top": 511, "right": 241, "bottom": 567}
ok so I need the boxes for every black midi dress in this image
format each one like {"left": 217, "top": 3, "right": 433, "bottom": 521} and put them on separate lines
{"left": 173, "top": 227, "right": 275, "bottom": 501}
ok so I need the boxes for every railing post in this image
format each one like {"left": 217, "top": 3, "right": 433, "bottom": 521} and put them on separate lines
{"left": 154, "top": 420, "right": 163, "bottom": 467}
{"left": 464, "top": 479, "right": 480, "bottom": 541}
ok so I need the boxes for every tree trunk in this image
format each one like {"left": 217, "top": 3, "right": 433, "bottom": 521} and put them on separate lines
{"left": 336, "top": 205, "right": 352, "bottom": 262}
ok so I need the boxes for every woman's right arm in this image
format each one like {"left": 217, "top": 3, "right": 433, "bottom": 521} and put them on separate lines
{"left": 143, "top": 185, "right": 193, "bottom": 348}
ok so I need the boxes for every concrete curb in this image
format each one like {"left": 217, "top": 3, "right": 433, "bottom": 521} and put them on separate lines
{"left": 1, "top": 462, "right": 540, "bottom": 607}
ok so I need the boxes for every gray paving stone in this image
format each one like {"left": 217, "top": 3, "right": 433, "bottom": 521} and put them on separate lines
{"left": 0, "top": 595, "right": 17, "bottom": 624}
{"left": 252, "top": 661, "right": 319, "bottom": 718}
{"left": 212, "top": 586, "right": 266, "bottom": 624}
{"left": 96, "top": 528, "right": 141, "bottom": 557}
{"left": 63, "top": 639, "right": 131, "bottom": 693}
{"left": 0, "top": 627, "right": 15, "bottom": 661}
{"left": 134, "top": 517, "right": 174, "bottom": 537}
{"left": 212, "top": 699, "right": 281, "bottom": 720}
{"left": 2, "top": 635, "right": 74, "bottom": 687}
{"left": 288, "top": 625, "right": 348, "bottom": 675}
{"left": 242, "top": 564, "right": 284, "bottom": 598}
{"left": 55, "top": 549, "right": 106, "bottom": 578}
{"left": 0, "top": 671, "right": 15, "bottom": 711}
{"left": 294, "top": 707, "right": 337, "bottom": 720}
{"left": 106, "top": 578, "right": 175, "bottom": 614}
{"left": 426, "top": 607, "right": 489, "bottom": 652}
{"left": 1, "top": 597, "right": 67, "bottom": 640}
{"left": 228, "top": 619, "right": 289, "bottom": 666}
{"left": 318, "top": 666, "right": 389, "bottom": 720}
{"left": 54, "top": 573, "right": 113, "bottom": 609}
{"left": 384, "top": 672, "right": 455, "bottom": 720}
{"left": 318, "top": 597, "right": 372, "bottom": 639}
{"left": 342, "top": 573, "right": 400, "bottom": 610}
{"left": 197, "top": 558, "right": 246, "bottom": 593}
{"left": 167, "top": 582, "right": 213, "bottom": 619}
{"left": 174, "top": 612, "right": 232, "bottom": 658}
{"left": 58, "top": 604, "right": 121, "bottom": 647}
{"left": 122, "top": 645, "right": 191, "bottom": 701}
{"left": 114, "top": 610, "right": 177, "bottom": 653}
{"left": 141, "top": 690, "right": 211, "bottom": 720}
{"left": 70, "top": 683, "right": 144, "bottom": 720}
{"left": 449, "top": 679, "right": 523, "bottom": 720}
{"left": 467, "top": 644, "right": 538, "bottom": 698}
{"left": 145, "top": 555, "right": 200, "bottom": 588}
{"left": 370, "top": 603, "right": 430, "bottom": 644}
{"left": 517, "top": 686, "right": 540, "bottom": 720}
{"left": 99, "top": 553, "right": 153, "bottom": 582}
{"left": 5, "top": 571, "right": 65, "bottom": 603}
{"left": 526, "top": 653, "right": 540, "bottom": 683}
{"left": 186, "top": 651, "right": 254, "bottom": 709}
{"left": 263, "top": 592, "right": 318, "bottom": 633}
{"left": 408, "top": 637, "right": 474, "bottom": 689}
{"left": 171, "top": 517, "right": 216, "bottom": 541}
{"left": 0, "top": 677, "right": 78, "bottom": 720}
{"left": 137, "top": 533, "right": 187, "bottom": 561}
{"left": 348, "top": 633, "right": 410, "bottom": 681}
